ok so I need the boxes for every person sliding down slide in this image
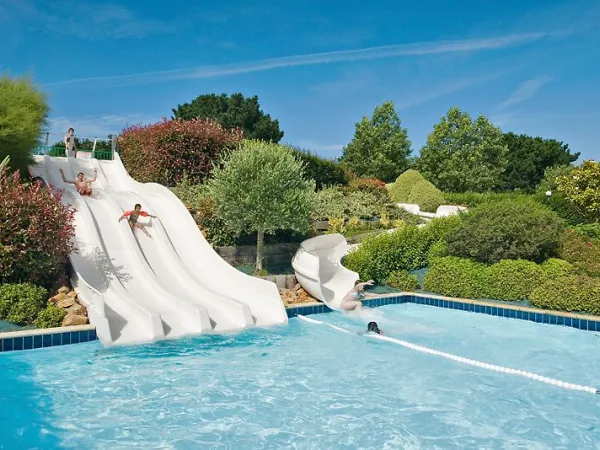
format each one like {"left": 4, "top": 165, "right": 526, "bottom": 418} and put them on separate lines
{"left": 59, "top": 168, "right": 97, "bottom": 196}
{"left": 340, "top": 279, "right": 374, "bottom": 312}
{"left": 118, "top": 203, "right": 157, "bottom": 239}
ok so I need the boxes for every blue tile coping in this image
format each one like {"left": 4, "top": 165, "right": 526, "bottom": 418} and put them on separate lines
{"left": 0, "top": 324, "right": 97, "bottom": 353}
{"left": 2, "top": 293, "right": 598, "bottom": 353}
{"left": 286, "top": 292, "right": 600, "bottom": 333}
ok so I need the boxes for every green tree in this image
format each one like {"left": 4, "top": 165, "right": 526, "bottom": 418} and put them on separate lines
{"left": 341, "top": 101, "right": 412, "bottom": 182}
{"left": 501, "top": 132, "right": 579, "bottom": 191}
{"left": 172, "top": 93, "right": 284, "bottom": 142}
{"left": 0, "top": 75, "right": 49, "bottom": 176}
{"left": 208, "top": 140, "right": 315, "bottom": 271}
{"left": 556, "top": 161, "right": 600, "bottom": 222}
{"left": 417, "top": 106, "right": 508, "bottom": 192}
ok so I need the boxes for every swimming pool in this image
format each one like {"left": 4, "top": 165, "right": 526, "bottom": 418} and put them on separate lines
{"left": 2, "top": 303, "right": 599, "bottom": 449}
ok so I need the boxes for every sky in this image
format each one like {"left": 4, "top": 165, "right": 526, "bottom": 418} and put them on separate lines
{"left": 1, "top": 0, "right": 599, "bottom": 161}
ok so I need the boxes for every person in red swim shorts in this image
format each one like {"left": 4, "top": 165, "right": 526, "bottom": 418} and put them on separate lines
{"left": 118, "top": 203, "right": 157, "bottom": 238}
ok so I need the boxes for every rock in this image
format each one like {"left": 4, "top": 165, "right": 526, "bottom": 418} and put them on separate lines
{"left": 67, "top": 291, "right": 77, "bottom": 298}
{"left": 58, "top": 286, "right": 70, "bottom": 295}
{"left": 56, "top": 296, "right": 76, "bottom": 309}
{"left": 49, "top": 293, "right": 67, "bottom": 305}
{"left": 68, "top": 303, "right": 87, "bottom": 316}
{"left": 62, "top": 313, "right": 89, "bottom": 327}
{"left": 292, "top": 283, "right": 302, "bottom": 292}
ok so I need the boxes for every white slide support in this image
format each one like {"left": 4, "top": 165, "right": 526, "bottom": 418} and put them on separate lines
{"left": 29, "top": 155, "right": 287, "bottom": 346}
{"left": 291, "top": 234, "right": 359, "bottom": 311}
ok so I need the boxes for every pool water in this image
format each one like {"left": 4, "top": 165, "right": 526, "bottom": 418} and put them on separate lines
{"left": 2, "top": 303, "right": 600, "bottom": 449}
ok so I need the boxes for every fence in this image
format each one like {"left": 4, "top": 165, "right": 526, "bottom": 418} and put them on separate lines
{"left": 33, "top": 134, "right": 118, "bottom": 161}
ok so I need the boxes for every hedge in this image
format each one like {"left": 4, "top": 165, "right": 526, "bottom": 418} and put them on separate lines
{"left": 288, "top": 147, "right": 348, "bottom": 190}
{"left": 386, "top": 270, "right": 419, "bottom": 291}
{"left": 389, "top": 169, "right": 425, "bottom": 203}
{"left": 34, "top": 304, "right": 66, "bottom": 328}
{"left": 0, "top": 283, "right": 47, "bottom": 326}
{"left": 530, "top": 276, "right": 600, "bottom": 316}
{"left": 558, "top": 230, "right": 600, "bottom": 277}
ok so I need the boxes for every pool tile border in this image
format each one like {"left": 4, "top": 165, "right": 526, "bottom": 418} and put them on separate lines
{"left": 286, "top": 292, "right": 600, "bottom": 333}
{"left": 0, "top": 325, "right": 97, "bottom": 353}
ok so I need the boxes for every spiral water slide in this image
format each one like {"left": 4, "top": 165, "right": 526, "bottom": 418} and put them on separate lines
{"left": 30, "top": 155, "right": 287, "bottom": 346}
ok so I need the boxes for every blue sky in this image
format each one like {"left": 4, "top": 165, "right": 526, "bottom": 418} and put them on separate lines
{"left": 1, "top": 0, "right": 599, "bottom": 160}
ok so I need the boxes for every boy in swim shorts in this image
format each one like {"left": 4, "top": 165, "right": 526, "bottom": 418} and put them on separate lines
{"left": 118, "top": 203, "right": 157, "bottom": 238}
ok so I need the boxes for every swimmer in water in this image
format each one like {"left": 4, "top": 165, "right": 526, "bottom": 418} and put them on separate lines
{"left": 340, "top": 279, "right": 374, "bottom": 312}
{"left": 367, "top": 321, "right": 383, "bottom": 335}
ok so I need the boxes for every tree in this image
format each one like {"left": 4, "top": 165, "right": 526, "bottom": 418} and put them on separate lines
{"left": 208, "top": 140, "right": 315, "bottom": 271}
{"left": 172, "top": 93, "right": 284, "bottom": 143}
{"left": 501, "top": 132, "right": 579, "bottom": 191}
{"left": 556, "top": 161, "right": 600, "bottom": 222}
{"left": 0, "top": 75, "right": 49, "bottom": 176}
{"left": 341, "top": 101, "right": 412, "bottom": 182}
{"left": 417, "top": 107, "right": 508, "bottom": 192}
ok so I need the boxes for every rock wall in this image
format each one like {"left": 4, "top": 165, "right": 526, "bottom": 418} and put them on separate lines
{"left": 49, "top": 286, "right": 89, "bottom": 326}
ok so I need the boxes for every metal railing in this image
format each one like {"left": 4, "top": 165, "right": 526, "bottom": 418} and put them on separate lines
{"left": 33, "top": 146, "right": 115, "bottom": 160}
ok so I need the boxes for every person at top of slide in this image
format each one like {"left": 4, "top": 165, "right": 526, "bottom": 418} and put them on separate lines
{"left": 59, "top": 168, "right": 96, "bottom": 196}
{"left": 118, "top": 204, "right": 157, "bottom": 239}
{"left": 340, "top": 279, "right": 374, "bottom": 312}
{"left": 64, "top": 127, "right": 77, "bottom": 158}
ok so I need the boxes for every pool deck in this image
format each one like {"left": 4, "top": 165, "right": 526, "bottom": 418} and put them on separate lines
{"left": 1, "top": 292, "right": 598, "bottom": 353}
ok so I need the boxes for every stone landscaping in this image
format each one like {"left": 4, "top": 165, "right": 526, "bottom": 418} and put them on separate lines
{"left": 48, "top": 286, "right": 89, "bottom": 327}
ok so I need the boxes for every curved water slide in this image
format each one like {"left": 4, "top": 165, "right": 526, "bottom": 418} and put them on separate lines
{"left": 30, "top": 155, "right": 287, "bottom": 346}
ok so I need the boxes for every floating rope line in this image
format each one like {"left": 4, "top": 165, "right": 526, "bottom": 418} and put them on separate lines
{"left": 297, "top": 315, "right": 600, "bottom": 395}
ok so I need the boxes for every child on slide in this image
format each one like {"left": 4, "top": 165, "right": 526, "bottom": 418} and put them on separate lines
{"left": 118, "top": 203, "right": 157, "bottom": 238}
{"left": 340, "top": 279, "right": 374, "bottom": 312}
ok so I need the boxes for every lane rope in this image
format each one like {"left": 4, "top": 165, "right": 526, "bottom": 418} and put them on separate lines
{"left": 297, "top": 315, "right": 600, "bottom": 395}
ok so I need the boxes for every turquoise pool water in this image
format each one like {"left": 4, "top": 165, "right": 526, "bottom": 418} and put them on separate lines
{"left": 1, "top": 303, "right": 600, "bottom": 449}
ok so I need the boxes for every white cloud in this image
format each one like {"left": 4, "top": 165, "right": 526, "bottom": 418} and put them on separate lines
{"left": 496, "top": 76, "right": 553, "bottom": 109}
{"left": 291, "top": 140, "right": 344, "bottom": 153}
{"left": 44, "top": 32, "right": 551, "bottom": 87}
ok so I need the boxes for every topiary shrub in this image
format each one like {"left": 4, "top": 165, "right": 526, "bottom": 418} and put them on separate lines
{"left": 34, "top": 304, "right": 66, "bottom": 328}
{"left": 389, "top": 169, "right": 425, "bottom": 203}
{"left": 0, "top": 283, "right": 47, "bottom": 326}
{"left": 119, "top": 118, "right": 242, "bottom": 186}
{"left": 423, "top": 257, "right": 487, "bottom": 299}
{"left": 287, "top": 146, "right": 348, "bottom": 190}
{"left": 407, "top": 179, "right": 445, "bottom": 212}
{"left": 558, "top": 230, "right": 600, "bottom": 277}
{"left": 0, "top": 171, "right": 76, "bottom": 288}
{"left": 530, "top": 276, "right": 600, "bottom": 315}
{"left": 482, "top": 259, "right": 544, "bottom": 301}
{"left": 447, "top": 198, "right": 564, "bottom": 264}
{"left": 387, "top": 270, "right": 419, "bottom": 291}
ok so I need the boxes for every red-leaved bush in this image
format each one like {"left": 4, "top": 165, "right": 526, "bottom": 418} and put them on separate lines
{"left": 0, "top": 170, "right": 76, "bottom": 289}
{"left": 118, "top": 118, "right": 243, "bottom": 186}
{"left": 347, "top": 177, "right": 390, "bottom": 203}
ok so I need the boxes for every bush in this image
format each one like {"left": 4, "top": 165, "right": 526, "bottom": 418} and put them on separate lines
{"left": 427, "top": 240, "right": 449, "bottom": 263}
{"left": 530, "top": 276, "right": 600, "bottom": 315}
{"left": 447, "top": 198, "right": 564, "bottom": 264}
{"left": 444, "top": 191, "right": 533, "bottom": 207}
{"left": 119, "top": 118, "right": 242, "bottom": 186}
{"left": 347, "top": 177, "right": 390, "bottom": 203}
{"left": 571, "top": 223, "right": 600, "bottom": 241}
{"left": 558, "top": 230, "right": 600, "bottom": 277}
{"left": 423, "top": 257, "right": 487, "bottom": 299}
{"left": 0, "top": 172, "right": 76, "bottom": 288}
{"left": 312, "top": 187, "right": 384, "bottom": 220}
{"left": 556, "top": 161, "right": 600, "bottom": 221}
{"left": 389, "top": 169, "right": 425, "bottom": 203}
{"left": 0, "top": 283, "right": 47, "bottom": 326}
{"left": 387, "top": 270, "right": 419, "bottom": 291}
{"left": 540, "top": 258, "right": 575, "bottom": 279}
{"left": 407, "top": 179, "right": 445, "bottom": 212}
{"left": 0, "top": 75, "right": 49, "bottom": 176}
{"left": 34, "top": 304, "right": 66, "bottom": 328}
{"left": 483, "top": 260, "right": 543, "bottom": 301}
{"left": 287, "top": 146, "right": 348, "bottom": 190}
{"left": 537, "top": 164, "right": 573, "bottom": 194}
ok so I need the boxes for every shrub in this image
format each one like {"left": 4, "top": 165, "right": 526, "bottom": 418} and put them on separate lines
{"left": 0, "top": 171, "right": 76, "bottom": 288}
{"left": 0, "top": 75, "right": 49, "bottom": 176}
{"left": 34, "top": 304, "right": 66, "bottom": 328}
{"left": 423, "top": 257, "right": 487, "bottom": 299}
{"left": 444, "top": 191, "right": 533, "bottom": 207}
{"left": 427, "top": 240, "right": 448, "bottom": 263}
{"left": 343, "top": 225, "right": 441, "bottom": 282}
{"left": 347, "top": 177, "right": 390, "bottom": 203}
{"left": 556, "top": 161, "right": 600, "bottom": 221}
{"left": 571, "top": 223, "right": 600, "bottom": 241}
{"left": 0, "top": 283, "right": 47, "bottom": 326}
{"left": 208, "top": 140, "right": 315, "bottom": 270}
{"left": 530, "top": 276, "right": 600, "bottom": 315}
{"left": 447, "top": 198, "right": 564, "bottom": 264}
{"left": 483, "top": 259, "right": 544, "bottom": 301}
{"left": 327, "top": 218, "right": 346, "bottom": 235}
{"left": 540, "top": 258, "right": 575, "bottom": 279}
{"left": 287, "top": 147, "right": 348, "bottom": 190}
{"left": 387, "top": 270, "right": 419, "bottom": 291}
{"left": 534, "top": 192, "right": 590, "bottom": 226}
{"left": 119, "top": 118, "right": 242, "bottom": 186}
{"left": 347, "top": 216, "right": 361, "bottom": 230}
{"left": 558, "top": 230, "right": 600, "bottom": 277}
{"left": 537, "top": 164, "right": 574, "bottom": 194}
{"left": 312, "top": 187, "right": 384, "bottom": 220}
{"left": 407, "top": 179, "right": 445, "bottom": 212}
{"left": 389, "top": 169, "right": 425, "bottom": 203}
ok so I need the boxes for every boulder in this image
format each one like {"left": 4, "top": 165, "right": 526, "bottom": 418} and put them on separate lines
{"left": 68, "top": 303, "right": 87, "bottom": 316}
{"left": 67, "top": 291, "right": 78, "bottom": 298}
{"left": 50, "top": 293, "right": 67, "bottom": 305}
{"left": 56, "top": 296, "right": 76, "bottom": 309}
{"left": 62, "top": 313, "right": 89, "bottom": 327}
{"left": 58, "top": 286, "right": 70, "bottom": 295}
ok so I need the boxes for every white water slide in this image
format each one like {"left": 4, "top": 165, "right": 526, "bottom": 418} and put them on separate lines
{"left": 30, "top": 154, "right": 287, "bottom": 346}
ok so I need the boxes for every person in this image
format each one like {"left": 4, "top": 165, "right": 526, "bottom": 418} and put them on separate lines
{"left": 367, "top": 321, "right": 383, "bottom": 335}
{"left": 118, "top": 204, "right": 157, "bottom": 238}
{"left": 339, "top": 279, "right": 374, "bottom": 312}
{"left": 59, "top": 168, "right": 97, "bottom": 196}
{"left": 64, "top": 128, "right": 77, "bottom": 158}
